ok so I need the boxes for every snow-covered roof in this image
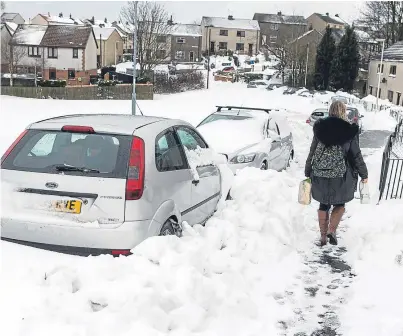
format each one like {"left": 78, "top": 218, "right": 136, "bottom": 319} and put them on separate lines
{"left": 374, "top": 41, "right": 403, "bottom": 61}
{"left": 202, "top": 16, "right": 260, "bottom": 31}
{"left": 1, "top": 12, "right": 22, "bottom": 22}
{"left": 355, "top": 29, "right": 377, "bottom": 44}
{"left": 93, "top": 19, "right": 113, "bottom": 28}
{"left": 40, "top": 14, "right": 83, "bottom": 25}
{"left": 169, "top": 23, "right": 201, "bottom": 36}
{"left": 313, "top": 13, "right": 345, "bottom": 25}
{"left": 253, "top": 13, "right": 307, "bottom": 25}
{"left": 11, "top": 24, "right": 47, "bottom": 45}
{"left": 93, "top": 27, "right": 121, "bottom": 40}
{"left": 3, "top": 22, "right": 18, "bottom": 35}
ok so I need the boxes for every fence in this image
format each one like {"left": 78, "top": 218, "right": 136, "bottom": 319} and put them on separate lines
{"left": 378, "top": 120, "right": 403, "bottom": 201}
{"left": 1, "top": 84, "right": 153, "bottom": 100}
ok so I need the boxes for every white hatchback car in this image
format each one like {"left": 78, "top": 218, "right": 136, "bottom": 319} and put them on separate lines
{"left": 1, "top": 114, "right": 227, "bottom": 256}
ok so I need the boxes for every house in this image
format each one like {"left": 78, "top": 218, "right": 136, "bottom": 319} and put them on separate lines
{"left": 1, "top": 12, "right": 25, "bottom": 24}
{"left": 112, "top": 20, "right": 134, "bottom": 57}
{"left": 201, "top": 16, "right": 260, "bottom": 55}
{"left": 253, "top": 12, "right": 307, "bottom": 48}
{"left": 1, "top": 22, "right": 18, "bottom": 72}
{"left": 31, "top": 13, "right": 84, "bottom": 25}
{"left": 93, "top": 27, "right": 124, "bottom": 67}
{"left": 367, "top": 41, "right": 403, "bottom": 106}
{"left": 307, "top": 13, "right": 345, "bottom": 32}
{"left": 169, "top": 23, "right": 202, "bottom": 62}
{"left": 9, "top": 24, "right": 98, "bottom": 85}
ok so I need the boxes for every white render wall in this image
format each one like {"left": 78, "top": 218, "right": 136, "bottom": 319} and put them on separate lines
{"left": 45, "top": 48, "right": 84, "bottom": 70}
{"left": 85, "top": 35, "right": 97, "bottom": 70}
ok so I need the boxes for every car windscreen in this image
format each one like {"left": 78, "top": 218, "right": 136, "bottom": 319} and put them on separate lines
{"left": 198, "top": 114, "right": 252, "bottom": 126}
{"left": 312, "top": 111, "right": 329, "bottom": 117}
{"left": 347, "top": 109, "right": 359, "bottom": 119}
{"left": 1, "top": 129, "right": 132, "bottom": 178}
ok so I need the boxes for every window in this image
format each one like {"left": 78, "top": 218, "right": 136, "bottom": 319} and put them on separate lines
{"left": 48, "top": 47, "right": 58, "bottom": 59}
{"left": 2, "top": 130, "right": 129, "bottom": 178}
{"left": 176, "top": 37, "right": 186, "bottom": 44}
{"left": 219, "top": 30, "right": 228, "bottom": 36}
{"left": 155, "top": 130, "right": 187, "bottom": 172}
{"left": 73, "top": 48, "right": 78, "bottom": 59}
{"left": 176, "top": 127, "right": 207, "bottom": 151}
{"left": 68, "top": 69, "right": 75, "bottom": 79}
{"left": 369, "top": 86, "right": 373, "bottom": 95}
{"left": 270, "top": 35, "right": 277, "bottom": 43}
{"left": 175, "top": 50, "right": 185, "bottom": 60}
{"left": 377, "top": 63, "right": 384, "bottom": 73}
{"left": 156, "top": 49, "right": 166, "bottom": 59}
{"left": 236, "top": 43, "right": 244, "bottom": 51}
{"left": 270, "top": 24, "right": 279, "bottom": 30}
{"left": 156, "top": 35, "right": 166, "bottom": 43}
{"left": 397, "top": 92, "right": 401, "bottom": 106}
{"left": 28, "top": 46, "right": 40, "bottom": 57}
{"left": 236, "top": 31, "right": 245, "bottom": 37}
{"left": 219, "top": 42, "right": 228, "bottom": 50}
{"left": 390, "top": 65, "right": 397, "bottom": 75}
{"left": 388, "top": 90, "right": 394, "bottom": 102}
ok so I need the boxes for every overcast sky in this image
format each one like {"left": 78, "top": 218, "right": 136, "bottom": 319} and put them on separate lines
{"left": 4, "top": 0, "right": 364, "bottom": 25}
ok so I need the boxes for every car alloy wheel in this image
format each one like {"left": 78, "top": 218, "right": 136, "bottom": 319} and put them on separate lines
{"left": 260, "top": 161, "right": 268, "bottom": 170}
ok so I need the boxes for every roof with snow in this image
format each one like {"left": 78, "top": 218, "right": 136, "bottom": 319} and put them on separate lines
{"left": 93, "top": 19, "right": 113, "bottom": 28}
{"left": 41, "top": 25, "right": 94, "bottom": 48}
{"left": 93, "top": 27, "right": 122, "bottom": 40}
{"left": 313, "top": 13, "right": 344, "bottom": 25}
{"left": 169, "top": 23, "right": 201, "bottom": 36}
{"left": 374, "top": 41, "right": 403, "bottom": 61}
{"left": 1, "top": 12, "right": 22, "bottom": 22}
{"left": 11, "top": 24, "right": 47, "bottom": 45}
{"left": 253, "top": 13, "right": 307, "bottom": 25}
{"left": 39, "top": 14, "right": 84, "bottom": 25}
{"left": 5, "top": 22, "right": 18, "bottom": 34}
{"left": 202, "top": 16, "right": 260, "bottom": 31}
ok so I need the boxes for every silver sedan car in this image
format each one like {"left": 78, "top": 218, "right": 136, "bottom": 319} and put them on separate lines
{"left": 1, "top": 114, "right": 226, "bottom": 256}
{"left": 196, "top": 106, "right": 294, "bottom": 173}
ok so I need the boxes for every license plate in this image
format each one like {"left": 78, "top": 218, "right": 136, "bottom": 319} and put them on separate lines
{"left": 53, "top": 200, "right": 82, "bottom": 214}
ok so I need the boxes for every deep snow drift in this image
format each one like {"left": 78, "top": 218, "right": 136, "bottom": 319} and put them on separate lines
{"left": 1, "top": 83, "right": 402, "bottom": 336}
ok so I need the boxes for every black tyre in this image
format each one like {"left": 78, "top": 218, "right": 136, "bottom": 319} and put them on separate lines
{"left": 260, "top": 160, "right": 268, "bottom": 170}
{"left": 159, "top": 218, "right": 182, "bottom": 237}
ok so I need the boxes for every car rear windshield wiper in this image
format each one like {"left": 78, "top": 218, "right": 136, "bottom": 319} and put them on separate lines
{"left": 55, "top": 164, "right": 100, "bottom": 173}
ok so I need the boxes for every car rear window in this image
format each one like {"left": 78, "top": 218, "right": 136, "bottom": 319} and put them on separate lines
{"left": 347, "top": 109, "right": 359, "bottom": 119}
{"left": 2, "top": 129, "right": 132, "bottom": 178}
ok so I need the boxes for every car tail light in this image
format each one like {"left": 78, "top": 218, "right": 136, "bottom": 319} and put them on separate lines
{"left": 353, "top": 117, "right": 358, "bottom": 122}
{"left": 111, "top": 249, "right": 131, "bottom": 256}
{"left": 62, "top": 125, "right": 94, "bottom": 133}
{"left": 126, "top": 136, "right": 145, "bottom": 201}
{"left": 1, "top": 129, "right": 28, "bottom": 164}
{"left": 306, "top": 119, "right": 310, "bottom": 124}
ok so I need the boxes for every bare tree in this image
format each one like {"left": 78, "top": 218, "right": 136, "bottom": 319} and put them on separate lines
{"left": 359, "top": 1, "right": 403, "bottom": 47}
{"left": 1, "top": 1, "right": 5, "bottom": 11}
{"left": 120, "top": 1, "right": 172, "bottom": 77}
{"left": 2, "top": 37, "right": 28, "bottom": 86}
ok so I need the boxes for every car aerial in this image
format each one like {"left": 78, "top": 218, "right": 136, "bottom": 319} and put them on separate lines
{"left": 1, "top": 114, "right": 228, "bottom": 256}
{"left": 306, "top": 108, "right": 329, "bottom": 126}
{"left": 247, "top": 80, "right": 270, "bottom": 88}
{"left": 196, "top": 106, "right": 294, "bottom": 174}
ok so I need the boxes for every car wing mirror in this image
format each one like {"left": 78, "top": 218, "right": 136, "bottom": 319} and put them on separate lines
{"left": 359, "top": 115, "right": 364, "bottom": 118}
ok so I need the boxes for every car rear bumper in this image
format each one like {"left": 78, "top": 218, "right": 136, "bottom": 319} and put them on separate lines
{"left": 1, "top": 217, "right": 154, "bottom": 252}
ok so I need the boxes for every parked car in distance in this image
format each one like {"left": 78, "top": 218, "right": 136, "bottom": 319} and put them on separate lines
{"left": 1, "top": 114, "right": 228, "bottom": 256}
{"left": 306, "top": 108, "right": 329, "bottom": 126}
{"left": 283, "top": 87, "right": 297, "bottom": 95}
{"left": 346, "top": 106, "right": 364, "bottom": 132}
{"left": 330, "top": 95, "right": 349, "bottom": 105}
{"left": 196, "top": 106, "right": 294, "bottom": 174}
{"left": 266, "top": 83, "right": 280, "bottom": 91}
{"left": 298, "top": 89, "right": 314, "bottom": 97}
{"left": 247, "top": 80, "right": 270, "bottom": 88}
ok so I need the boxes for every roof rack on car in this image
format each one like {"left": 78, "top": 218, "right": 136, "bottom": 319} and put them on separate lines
{"left": 215, "top": 106, "right": 272, "bottom": 114}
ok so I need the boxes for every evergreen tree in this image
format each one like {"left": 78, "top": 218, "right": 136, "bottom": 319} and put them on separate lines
{"left": 314, "top": 26, "right": 336, "bottom": 90}
{"left": 331, "top": 26, "right": 360, "bottom": 92}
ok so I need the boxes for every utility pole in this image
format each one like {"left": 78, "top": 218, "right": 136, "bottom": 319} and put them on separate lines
{"left": 99, "top": 34, "right": 102, "bottom": 68}
{"left": 207, "top": 26, "right": 211, "bottom": 89}
{"left": 131, "top": 0, "right": 138, "bottom": 115}
{"left": 304, "top": 43, "right": 309, "bottom": 87}
{"left": 376, "top": 38, "right": 385, "bottom": 112}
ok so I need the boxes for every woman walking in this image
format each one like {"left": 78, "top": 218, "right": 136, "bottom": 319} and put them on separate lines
{"left": 305, "top": 101, "right": 368, "bottom": 246}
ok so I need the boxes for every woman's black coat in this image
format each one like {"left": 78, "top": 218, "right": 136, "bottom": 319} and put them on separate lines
{"left": 304, "top": 117, "right": 368, "bottom": 205}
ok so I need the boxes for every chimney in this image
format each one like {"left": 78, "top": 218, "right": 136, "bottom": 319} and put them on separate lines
{"left": 47, "top": 12, "right": 50, "bottom": 17}
{"left": 277, "top": 11, "right": 282, "bottom": 16}
{"left": 326, "top": 12, "right": 329, "bottom": 16}
{"left": 104, "top": 17, "right": 107, "bottom": 23}
{"left": 59, "top": 12, "right": 63, "bottom": 18}
{"left": 69, "top": 13, "right": 72, "bottom": 19}
{"left": 228, "top": 15, "right": 234, "bottom": 20}
{"left": 91, "top": 16, "right": 95, "bottom": 25}
{"left": 167, "top": 15, "right": 173, "bottom": 25}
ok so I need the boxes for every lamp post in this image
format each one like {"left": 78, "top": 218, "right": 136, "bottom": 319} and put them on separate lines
{"left": 375, "top": 38, "right": 385, "bottom": 112}
{"left": 304, "top": 43, "right": 309, "bottom": 87}
{"left": 206, "top": 25, "right": 212, "bottom": 89}
{"left": 131, "top": 0, "right": 138, "bottom": 115}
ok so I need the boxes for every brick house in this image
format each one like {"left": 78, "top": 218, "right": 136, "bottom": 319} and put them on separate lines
{"left": 169, "top": 23, "right": 202, "bottom": 62}
{"left": 201, "top": 16, "right": 260, "bottom": 55}
{"left": 10, "top": 24, "right": 98, "bottom": 85}
{"left": 307, "top": 13, "right": 345, "bottom": 32}
{"left": 253, "top": 12, "right": 307, "bottom": 48}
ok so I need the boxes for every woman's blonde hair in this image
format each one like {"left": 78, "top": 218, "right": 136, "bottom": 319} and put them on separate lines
{"left": 328, "top": 100, "right": 347, "bottom": 120}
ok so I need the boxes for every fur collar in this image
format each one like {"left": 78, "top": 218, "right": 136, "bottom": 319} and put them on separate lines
{"left": 313, "top": 117, "right": 359, "bottom": 146}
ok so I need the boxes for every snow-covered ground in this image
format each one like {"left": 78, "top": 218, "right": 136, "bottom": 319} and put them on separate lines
{"left": 1, "top": 81, "right": 402, "bottom": 336}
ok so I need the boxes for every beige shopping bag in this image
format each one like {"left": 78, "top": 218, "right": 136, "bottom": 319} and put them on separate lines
{"left": 298, "top": 178, "right": 312, "bottom": 205}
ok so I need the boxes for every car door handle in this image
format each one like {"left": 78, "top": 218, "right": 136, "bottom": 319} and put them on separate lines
{"left": 192, "top": 180, "right": 199, "bottom": 186}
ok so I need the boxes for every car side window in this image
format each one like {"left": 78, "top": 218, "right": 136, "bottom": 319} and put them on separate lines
{"left": 268, "top": 119, "right": 280, "bottom": 135}
{"left": 155, "top": 129, "right": 188, "bottom": 172}
{"left": 176, "top": 127, "right": 207, "bottom": 151}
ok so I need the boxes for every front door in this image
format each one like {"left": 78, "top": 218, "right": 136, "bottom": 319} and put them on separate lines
{"left": 175, "top": 126, "right": 220, "bottom": 225}
{"left": 248, "top": 43, "right": 253, "bottom": 56}
{"left": 49, "top": 68, "right": 56, "bottom": 80}
{"left": 189, "top": 51, "right": 194, "bottom": 62}
{"left": 210, "top": 41, "right": 215, "bottom": 54}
